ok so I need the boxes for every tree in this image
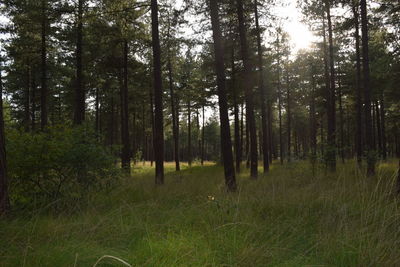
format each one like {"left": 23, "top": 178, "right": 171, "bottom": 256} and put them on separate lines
{"left": 0, "top": 66, "right": 10, "bottom": 215}
{"left": 236, "top": 0, "right": 258, "bottom": 179}
{"left": 209, "top": 0, "right": 237, "bottom": 191}
{"left": 360, "top": 0, "right": 375, "bottom": 175}
{"left": 74, "top": 0, "right": 85, "bottom": 125}
{"left": 151, "top": 0, "right": 165, "bottom": 185}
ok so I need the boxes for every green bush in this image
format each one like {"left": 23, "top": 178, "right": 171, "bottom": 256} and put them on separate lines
{"left": 6, "top": 125, "right": 120, "bottom": 207}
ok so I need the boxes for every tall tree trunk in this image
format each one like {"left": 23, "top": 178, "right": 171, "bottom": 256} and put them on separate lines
{"left": 0, "top": 68, "right": 10, "bottom": 215}
{"left": 31, "top": 69, "right": 36, "bottom": 131}
{"left": 120, "top": 40, "right": 131, "bottom": 172}
{"left": 360, "top": 0, "right": 375, "bottom": 175}
{"left": 201, "top": 105, "right": 205, "bottom": 165}
{"left": 254, "top": 0, "right": 269, "bottom": 173}
{"left": 231, "top": 45, "right": 241, "bottom": 173}
{"left": 25, "top": 64, "right": 31, "bottom": 131}
{"left": 149, "top": 90, "right": 155, "bottom": 167}
{"left": 209, "top": 0, "right": 237, "bottom": 191}
{"left": 40, "top": 0, "right": 48, "bottom": 130}
{"left": 286, "top": 64, "right": 291, "bottom": 163}
{"left": 310, "top": 67, "right": 317, "bottom": 159}
{"left": 380, "top": 93, "right": 387, "bottom": 160}
{"left": 187, "top": 101, "right": 192, "bottom": 166}
{"left": 95, "top": 87, "right": 100, "bottom": 135}
{"left": 375, "top": 101, "right": 382, "bottom": 156}
{"left": 326, "top": 2, "right": 336, "bottom": 171}
{"left": 74, "top": 0, "right": 85, "bottom": 125}
{"left": 353, "top": 3, "right": 363, "bottom": 165}
{"left": 276, "top": 32, "right": 284, "bottom": 165}
{"left": 237, "top": 0, "right": 258, "bottom": 178}
{"left": 338, "top": 71, "right": 345, "bottom": 163}
{"left": 151, "top": 0, "right": 165, "bottom": 184}
{"left": 168, "top": 52, "right": 180, "bottom": 171}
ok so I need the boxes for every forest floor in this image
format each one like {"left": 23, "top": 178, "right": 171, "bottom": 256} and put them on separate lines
{"left": 1, "top": 160, "right": 399, "bottom": 266}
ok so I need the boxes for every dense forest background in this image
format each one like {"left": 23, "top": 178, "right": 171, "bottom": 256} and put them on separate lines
{"left": 0, "top": 0, "right": 399, "bottom": 211}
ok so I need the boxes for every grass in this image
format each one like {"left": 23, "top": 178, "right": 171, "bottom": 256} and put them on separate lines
{"left": 0, "top": 160, "right": 399, "bottom": 266}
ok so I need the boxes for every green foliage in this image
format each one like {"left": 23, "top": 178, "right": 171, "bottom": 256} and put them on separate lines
{"left": 6, "top": 125, "right": 120, "bottom": 207}
{"left": 0, "top": 161, "right": 399, "bottom": 266}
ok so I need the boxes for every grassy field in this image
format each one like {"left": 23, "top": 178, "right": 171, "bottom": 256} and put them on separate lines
{"left": 1, "top": 160, "right": 399, "bottom": 266}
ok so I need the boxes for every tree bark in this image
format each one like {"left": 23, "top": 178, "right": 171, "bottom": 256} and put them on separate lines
{"left": 254, "top": 0, "right": 269, "bottom": 173}
{"left": 286, "top": 63, "right": 291, "bottom": 163}
{"left": 380, "top": 93, "right": 387, "bottom": 160}
{"left": 360, "top": 0, "right": 375, "bottom": 175}
{"left": 326, "top": 2, "right": 336, "bottom": 171}
{"left": 352, "top": 3, "right": 363, "bottom": 165}
{"left": 74, "top": 0, "right": 85, "bottom": 125}
{"left": 187, "top": 101, "right": 192, "bottom": 167}
{"left": 40, "top": 0, "right": 48, "bottom": 130}
{"left": 209, "top": 0, "right": 237, "bottom": 191}
{"left": 237, "top": 0, "right": 258, "bottom": 178}
{"left": 338, "top": 71, "right": 345, "bottom": 163}
{"left": 151, "top": 0, "right": 165, "bottom": 184}
{"left": 231, "top": 45, "right": 241, "bottom": 173}
{"left": 168, "top": 53, "right": 180, "bottom": 171}
{"left": 276, "top": 31, "right": 284, "bottom": 165}
{"left": 120, "top": 40, "right": 131, "bottom": 172}
{"left": 0, "top": 68, "right": 10, "bottom": 215}
{"left": 201, "top": 105, "right": 205, "bottom": 165}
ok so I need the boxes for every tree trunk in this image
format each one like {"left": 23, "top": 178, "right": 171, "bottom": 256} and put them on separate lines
{"left": 209, "top": 0, "right": 237, "bottom": 191}
{"left": 120, "top": 40, "right": 131, "bottom": 173}
{"left": 237, "top": 0, "right": 258, "bottom": 178}
{"left": 187, "top": 101, "right": 192, "bottom": 167}
{"left": 0, "top": 68, "right": 10, "bottom": 215}
{"left": 310, "top": 67, "right": 317, "bottom": 158}
{"left": 352, "top": 3, "right": 363, "bottom": 165}
{"left": 201, "top": 105, "right": 205, "bottom": 165}
{"left": 74, "top": 0, "right": 85, "bottom": 125}
{"left": 231, "top": 45, "right": 241, "bottom": 173}
{"left": 151, "top": 0, "right": 165, "bottom": 184}
{"left": 375, "top": 101, "right": 382, "bottom": 156}
{"left": 254, "top": 0, "right": 269, "bottom": 173}
{"left": 380, "top": 93, "right": 387, "bottom": 160}
{"left": 25, "top": 64, "right": 31, "bottom": 131}
{"left": 276, "top": 32, "right": 284, "bottom": 165}
{"left": 40, "top": 0, "right": 48, "bottom": 130}
{"left": 326, "top": 3, "right": 336, "bottom": 171}
{"left": 31, "top": 69, "right": 36, "bottom": 131}
{"left": 360, "top": 0, "right": 375, "bottom": 175}
{"left": 338, "top": 71, "right": 345, "bottom": 163}
{"left": 168, "top": 53, "right": 180, "bottom": 171}
{"left": 286, "top": 64, "right": 291, "bottom": 163}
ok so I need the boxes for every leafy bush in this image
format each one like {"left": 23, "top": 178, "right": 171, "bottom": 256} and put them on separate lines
{"left": 6, "top": 125, "right": 120, "bottom": 207}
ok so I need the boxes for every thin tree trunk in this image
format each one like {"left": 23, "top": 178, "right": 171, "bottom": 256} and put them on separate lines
{"left": 375, "top": 101, "right": 382, "bottom": 156}
{"left": 286, "top": 64, "right": 291, "bottom": 163}
{"left": 74, "top": 0, "right": 85, "bottom": 125}
{"left": 168, "top": 52, "right": 180, "bottom": 171}
{"left": 201, "top": 104, "right": 205, "bottom": 165}
{"left": 237, "top": 0, "right": 258, "bottom": 178}
{"left": 0, "top": 68, "right": 10, "bottom": 215}
{"left": 120, "top": 40, "right": 131, "bottom": 172}
{"left": 338, "top": 71, "right": 345, "bottom": 163}
{"left": 381, "top": 93, "right": 387, "bottom": 160}
{"left": 310, "top": 68, "right": 317, "bottom": 159}
{"left": 31, "top": 69, "right": 36, "bottom": 131}
{"left": 151, "top": 0, "right": 164, "bottom": 184}
{"left": 187, "top": 101, "right": 192, "bottom": 167}
{"left": 353, "top": 3, "right": 363, "bottom": 165}
{"left": 24, "top": 64, "right": 31, "bottom": 131}
{"left": 40, "top": 0, "right": 48, "bottom": 130}
{"left": 361, "top": 0, "right": 375, "bottom": 175}
{"left": 254, "top": 0, "right": 269, "bottom": 173}
{"left": 231, "top": 45, "right": 241, "bottom": 173}
{"left": 326, "top": 3, "right": 336, "bottom": 171}
{"left": 149, "top": 86, "right": 155, "bottom": 167}
{"left": 209, "top": 0, "right": 237, "bottom": 191}
{"left": 276, "top": 32, "right": 284, "bottom": 165}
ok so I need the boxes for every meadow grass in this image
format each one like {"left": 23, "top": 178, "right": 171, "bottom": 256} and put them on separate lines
{"left": 0, "top": 160, "right": 399, "bottom": 266}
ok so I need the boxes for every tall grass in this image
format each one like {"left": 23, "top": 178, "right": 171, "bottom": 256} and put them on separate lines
{"left": 0, "top": 160, "right": 399, "bottom": 266}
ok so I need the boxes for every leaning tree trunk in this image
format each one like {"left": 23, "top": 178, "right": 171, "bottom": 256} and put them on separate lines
{"left": 326, "top": 2, "right": 336, "bottom": 172}
{"left": 254, "top": 0, "right": 269, "bottom": 173}
{"left": 360, "top": 0, "right": 375, "bottom": 176}
{"left": 74, "top": 0, "right": 85, "bottom": 125}
{"left": 0, "top": 68, "right": 10, "bottom": 215}
{"left": 120, "top": 40, "right": 131, "bottom": 173}
{"left": 151, "top": 0, "right": 165, "bottom": 184}
{"left": 40, "top": 0, "right": 48, "bottom": 130}
{"left": 237, "top": 0, "right": 258, "bottom": 178}
{"left": 209, "top": 0, "right": 237, "bottom": 191}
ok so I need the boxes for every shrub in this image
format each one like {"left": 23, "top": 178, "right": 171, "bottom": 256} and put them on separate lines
{"left": 6, "top": 125, "right": 120, "bottom": 207}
